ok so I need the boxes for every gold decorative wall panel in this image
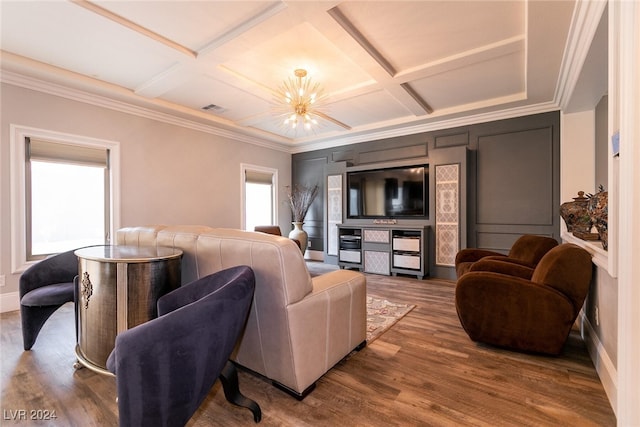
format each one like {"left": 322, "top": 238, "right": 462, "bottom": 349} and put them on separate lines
{"left": 327, "top": 174, "right": 342, "bottom": 256}
{"left": 435, "top": 164, "right": 459, "bottom": 266}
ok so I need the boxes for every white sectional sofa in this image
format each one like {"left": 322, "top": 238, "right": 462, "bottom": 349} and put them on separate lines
{"left": 116, "top": 225, "right": 367, "bottom": 398}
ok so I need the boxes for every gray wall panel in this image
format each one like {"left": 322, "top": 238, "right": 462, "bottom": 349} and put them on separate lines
{"left": 477, "top": 127, "right": 554, "bottom": 225}
{"left": 435, "top": 132, "right": 469, "bottom": 148}
{"left": 359, "top": 144, "right": 427, "bottom": 164}
{"left": 292, "top": 111, "right": 560, "bottom": 277}
{"left": 292, "top": 156, "right": 327, "bottom": 251}
{"left": 475, "top": 231, "right": 555, "bottom": 254}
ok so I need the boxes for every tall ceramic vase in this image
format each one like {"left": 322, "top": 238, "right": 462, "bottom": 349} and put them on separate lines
{"left": 289, "top": 222, "right": 308, "bottom": 255}
{"left": 560, "top": 191, "right": 592, "bottom": 233}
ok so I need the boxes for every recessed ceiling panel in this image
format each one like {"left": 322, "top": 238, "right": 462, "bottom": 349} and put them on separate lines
{"left": 221, "top": 22, "right": 370, "bottom": 96}
{"left": 162, "top": 74, "right": 270, "bottom": 121}
{"left": 410, "top": 51, "right": 525, "bottom": 110}
{"left": 335, "top": 1, "right": 524, "bottom": 72}
{"left": 326, "top": 91, "right": 411, "bottom": 128}
{"left": 1, "top": 1, "right": 181, "bottom": 89}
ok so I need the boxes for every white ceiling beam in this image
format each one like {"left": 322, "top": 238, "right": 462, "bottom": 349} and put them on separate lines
{"left": 70, "top": 0, "right": 197, "bottom": 58}
{"left": 196, "top": 2, "right": 288, "bottom": 56}
{"left": 325, "top": 5, "right": 432, "bottom": 115}
{"left": 327, "top": 6, "right": 396, "bottom": 77}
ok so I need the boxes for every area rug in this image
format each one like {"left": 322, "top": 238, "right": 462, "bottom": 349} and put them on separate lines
{"left": 366, "top": 295, "right": 416, "bottom": 343}
{"left": 305, "top": 262, "right": 416, "bottom": 343}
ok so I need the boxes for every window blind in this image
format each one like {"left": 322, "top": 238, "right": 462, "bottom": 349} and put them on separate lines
{"left": 27, "top": 138, "right": 108, "bottom": 167}
{"left": 245, "top": 170, "right": 273, "bottom": 184}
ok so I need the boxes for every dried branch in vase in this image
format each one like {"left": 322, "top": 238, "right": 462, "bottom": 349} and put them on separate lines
{"left": 286, "top": 184, "right": 319, "bottom": 223}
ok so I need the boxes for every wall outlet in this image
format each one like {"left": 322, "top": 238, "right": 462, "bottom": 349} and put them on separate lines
{"left": 307, "top": 240, "right": 312, "bottom": 248}
{"left": 0, "top": 275, "right": 5, "bottom": 287}
{"left": 595, "top": 307, "right": 600, "bottom": 326}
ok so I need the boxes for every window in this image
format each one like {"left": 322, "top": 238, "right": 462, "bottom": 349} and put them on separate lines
{"left": 241, "top": 164, "right": 277, "bottom": 231}
{"left": 26, "top": 138, "right": 109, "bottom": 259}
{"left": 10, "top": 125, "right": 120, "bottom": 272}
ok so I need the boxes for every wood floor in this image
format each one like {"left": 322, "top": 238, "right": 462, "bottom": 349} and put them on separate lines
{"left": 1, "top": 263, "right": 616, "bottom": 426}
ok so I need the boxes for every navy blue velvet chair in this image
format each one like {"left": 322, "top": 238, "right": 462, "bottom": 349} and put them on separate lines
{"left": 106, "top": 265, "right": 261, "bottom": 427}
{"left": 19, "top": 249, "right": 78, "bottom": 350}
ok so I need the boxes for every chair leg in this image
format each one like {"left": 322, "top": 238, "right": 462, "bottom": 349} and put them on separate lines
{"left": 20, "top": 305, "right": 61, "bottom": 350}
{"left": 219, "top": 361, "right": 262, "bottom": 423}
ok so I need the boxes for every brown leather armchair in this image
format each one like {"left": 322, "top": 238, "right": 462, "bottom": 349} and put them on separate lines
{"left": 455, "top": 243, "right": 593, "bottom": 355}
{"left": 254, "top": 225, "right": 283, "bottom": 236}
{"left": 254, "top": 225, "right": 301, "bottom": 249}
{"left": 455, "top": 234, "right": 558, "bottom": 278}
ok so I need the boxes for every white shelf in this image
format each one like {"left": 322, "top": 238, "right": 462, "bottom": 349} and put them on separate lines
{"left": 561, "top": 229, "right": 608, "bottom": 270}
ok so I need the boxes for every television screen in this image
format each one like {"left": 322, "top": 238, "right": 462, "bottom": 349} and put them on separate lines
{"left": 347, "top": 165, "right": 428, "bottom": 218}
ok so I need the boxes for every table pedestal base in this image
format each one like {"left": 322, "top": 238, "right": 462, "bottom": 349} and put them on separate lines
{"left": 74, "top": 345, "right": 114, "bottom": 376}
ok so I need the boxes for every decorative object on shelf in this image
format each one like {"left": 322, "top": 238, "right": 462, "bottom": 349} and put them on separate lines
{"left": 286, "top": 184, "right": 319, "bottom": 254}
{"left": 588, "top": 185, "right": 608, "bottom": 250}
{"left": 573, "top": 231, "right": 600, "bottom": 241}
{"left": 560, "top": 191, "right": 593, "bottom": 234}
{"left": 373, "top": 219, "right": 397, "bottom": 225}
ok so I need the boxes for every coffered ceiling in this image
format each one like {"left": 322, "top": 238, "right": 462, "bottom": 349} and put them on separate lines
{"left": 1, "top": 1, "right": 586, "bottom": 151}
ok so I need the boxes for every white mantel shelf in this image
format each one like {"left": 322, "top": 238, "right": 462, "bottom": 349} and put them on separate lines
{"left": 561, "top": 229, "right": 608, "bottom": 270}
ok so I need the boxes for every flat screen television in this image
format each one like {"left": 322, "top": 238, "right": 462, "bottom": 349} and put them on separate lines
{"left": 347, "top": 165, "right": 428, "bottom": 218}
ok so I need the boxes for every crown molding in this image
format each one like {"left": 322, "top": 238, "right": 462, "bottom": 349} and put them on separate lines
{"left": 291, "top": 101, "right": 561, "bottom": 154}
{"left": 0, "top": 69, "right": 293, "bottom": 154}
{"left": 2, "top": 67, "right": 560, "bottom": 156}
{"left": 555, "top": 0, "right": 607, "bottom": 110}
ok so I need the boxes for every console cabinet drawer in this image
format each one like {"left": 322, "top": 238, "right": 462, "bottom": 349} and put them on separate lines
{"left": 340, "top": 250, "right": 361, "bottom": 264}
{"left": 393, "top": 237, "right": 420, "bottom": 252}
{"left": 393, "top": 253, "right": 421, "bottom": 270}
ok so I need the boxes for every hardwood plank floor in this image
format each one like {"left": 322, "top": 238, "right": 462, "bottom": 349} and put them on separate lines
{"left": 1, "top": 264, "right": 616, "bottom": 426}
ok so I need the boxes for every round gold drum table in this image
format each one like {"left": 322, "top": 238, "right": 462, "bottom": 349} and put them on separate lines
{"left": 74, "top": 245, "right": 182, "bottom": 375}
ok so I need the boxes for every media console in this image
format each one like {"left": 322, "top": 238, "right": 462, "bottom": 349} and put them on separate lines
{"left": 338, "top": 224, "right": 429, "bottom": 279}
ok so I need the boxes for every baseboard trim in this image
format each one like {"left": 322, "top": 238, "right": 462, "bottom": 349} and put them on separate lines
{"left": 579, "top": 311, "right": 618, "bottom": 416}
{"left": 1, "top": 292, "right": 20, "bottom": 313}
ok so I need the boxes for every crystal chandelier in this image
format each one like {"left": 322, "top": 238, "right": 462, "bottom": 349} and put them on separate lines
{"left": 276, "top": 68, "right": 325, "bottom": 131}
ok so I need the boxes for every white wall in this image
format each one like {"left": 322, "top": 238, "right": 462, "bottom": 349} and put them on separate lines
{"left": 561, "top": 110, "right": 596, "bottom": 199}
{"left": 0, "top": 83, "right": 292, "bottom": 308}
{"left": 561, "top": 108, "right": 619, "bottom": 414}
